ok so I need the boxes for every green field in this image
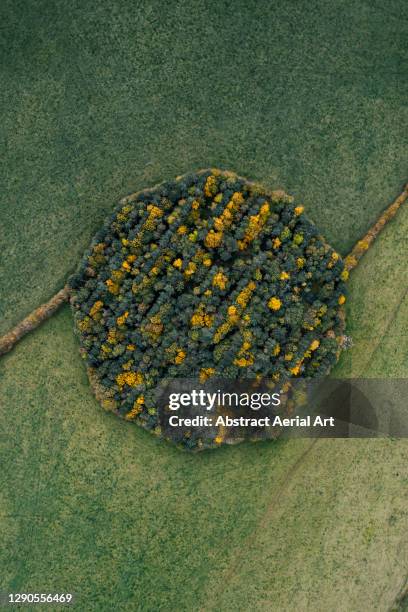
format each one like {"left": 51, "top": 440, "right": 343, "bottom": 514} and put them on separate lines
{"left": 1, "top": 1, "right": 407, "bottom": 610}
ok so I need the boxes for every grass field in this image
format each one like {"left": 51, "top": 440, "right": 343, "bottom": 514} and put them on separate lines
{"left": 1, "top": 1, "right": 407, "bottom": 610}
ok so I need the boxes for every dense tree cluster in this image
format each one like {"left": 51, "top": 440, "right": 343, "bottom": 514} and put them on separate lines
{"left": 69, "top": 169, "right": 347, "bottom": 448}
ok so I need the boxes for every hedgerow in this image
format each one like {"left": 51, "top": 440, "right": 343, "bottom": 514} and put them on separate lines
{"left": 69, "top": 169, "right": 347, "bottom": 446}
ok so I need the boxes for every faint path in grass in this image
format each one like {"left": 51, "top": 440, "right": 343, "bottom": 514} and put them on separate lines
{"left": 1, "top": 302, "right": 407, "bottom": 611}
{"left": 201, "top": 436, "right": 321, "bottom": 612}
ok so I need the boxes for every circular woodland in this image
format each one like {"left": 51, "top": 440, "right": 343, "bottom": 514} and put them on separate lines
{"left": 69, "top": 169, "right": 347, "bottom": 443}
